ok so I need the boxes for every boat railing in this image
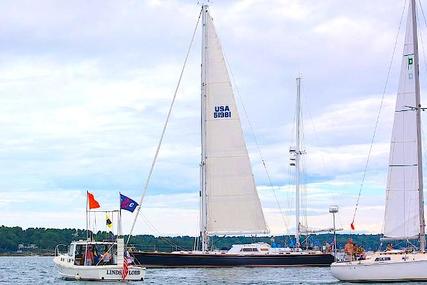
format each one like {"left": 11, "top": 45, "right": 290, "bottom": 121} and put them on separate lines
{"left": 130, "top": 244, "right": 193, "bottom": 252}
{"left": 55, "top": 244, "right": 68, "bottom": 256}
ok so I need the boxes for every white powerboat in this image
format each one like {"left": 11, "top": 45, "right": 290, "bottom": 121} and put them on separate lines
{"left": 54, "top": 238, "right": 145, "bottom": 281}
{"left": 54, "top": 192, "right": 145, "bottom": 281}
{"left": 331, "top": 250, "right": 427, "bottom": 282}
{"left": 331, "top": 0, "right": 427, "bottom": 281}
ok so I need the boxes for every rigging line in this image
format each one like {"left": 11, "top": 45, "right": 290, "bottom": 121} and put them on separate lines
{"left": 417, "top": 0, "right": 427, "bottom": 173}
{"left": 418, "top": 0, "right": 427, "bottom": 75}
{"left": 351, "top": 0, "right": 407, "bottom": 228}
{"left": 299, "top": 91, "right": 308, "bottom": 229}
{"left": 222, "top": 54, "right": 290, "bottom": 234}
{"left": 419, "top": 0, "right": 427, "bottom": 29}
{"left": 305, "top": 100, "right": 335, "bottom": 190}
{"left": 126, "top": 8, "right": 202, "bottom": 246}
{"left": 138, "top": 213, "right": 184, "bottom": 250}
{"left": 131, "top": 214, "right": 183, "bottom": 248}
{"left": 301, "top": 158, "right": 308, "bottom": 228}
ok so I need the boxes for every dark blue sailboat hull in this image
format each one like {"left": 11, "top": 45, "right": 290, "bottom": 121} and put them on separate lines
{"left": 130, "top": 251, "right": 334, "bottom": 267}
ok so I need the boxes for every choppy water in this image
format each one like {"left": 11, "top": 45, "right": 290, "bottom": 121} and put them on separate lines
{"left": 0, "top": 256, "right": 422, "bottom": 284}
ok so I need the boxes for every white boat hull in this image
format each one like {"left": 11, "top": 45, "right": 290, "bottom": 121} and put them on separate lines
{"left": 331, "top": 252, "right": 427, "bottom": 282}
{"left": 53, "top": 256, "right": 145, "bottom": 281}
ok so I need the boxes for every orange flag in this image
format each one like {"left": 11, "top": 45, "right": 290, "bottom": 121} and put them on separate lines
{"left": 87, "top": 191, "right": 100, "bottom": 209}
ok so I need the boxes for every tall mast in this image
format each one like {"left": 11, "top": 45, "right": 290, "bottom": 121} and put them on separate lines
{"left": 411, "top": 0, "right": 425, "bottom": 251}
{"left": 295, "top": 77, "right": 302, "bottom": 248}
{"left": 200, "top": 4, "right": 209, "bottom": 252}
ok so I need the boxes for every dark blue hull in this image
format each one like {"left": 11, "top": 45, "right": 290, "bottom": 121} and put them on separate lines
{"left": 130, "top": 251, "right": 334, "bottom": 268}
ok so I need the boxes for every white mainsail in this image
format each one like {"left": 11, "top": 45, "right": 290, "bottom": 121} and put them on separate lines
{"left": 383, "top": 0, "right": 422, "bottom": 240}
{"left": 202, "top": 11, "right": 268, "bottom": 235}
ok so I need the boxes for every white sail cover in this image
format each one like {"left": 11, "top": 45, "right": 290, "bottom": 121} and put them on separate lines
{"left": 384, "top": 2, "right": 420, "bottom": 240}
{"left": 204, "top": 14, "right": 268, "bottom": 235}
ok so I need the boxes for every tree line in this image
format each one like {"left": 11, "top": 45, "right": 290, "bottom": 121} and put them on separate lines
{"left": 0, "top": 225, "right": 385, "bottom": 254}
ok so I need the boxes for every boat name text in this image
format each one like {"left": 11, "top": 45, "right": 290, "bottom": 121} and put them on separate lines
{"left": 106, "top": 269, "right": 141, "bottom": 275}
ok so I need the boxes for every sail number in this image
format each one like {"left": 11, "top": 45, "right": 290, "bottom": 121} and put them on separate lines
{"left": 214, "top": 105, "right": 232, "bottom": 119}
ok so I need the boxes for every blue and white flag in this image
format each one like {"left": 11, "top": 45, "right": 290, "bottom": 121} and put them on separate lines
{"left": 120, "top": 194, "right": 139, "bottom": 213}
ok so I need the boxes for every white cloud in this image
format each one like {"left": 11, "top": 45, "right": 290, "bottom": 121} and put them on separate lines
{"left": 1, "top": 0, "right": 425, "bottom": 237}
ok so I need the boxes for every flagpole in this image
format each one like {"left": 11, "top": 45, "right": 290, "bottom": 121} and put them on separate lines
{"left": 85, "top": 191, "right": 89, "bottom": 266}
{"left": 86, "top": 191, "right": 89, "bottom": 240}
{"left": 118, "top": 192, "right": 122, "bottom": 237}
{"left": 118, "top": 192, "right": 126, "bottom": 278}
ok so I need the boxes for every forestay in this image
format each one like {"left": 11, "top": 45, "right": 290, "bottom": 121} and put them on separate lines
{"left": 384, "top": 0, "right": 421, "bottom": 240}
{"left": 203, "top": 13, "right": 268, "bottom": 235}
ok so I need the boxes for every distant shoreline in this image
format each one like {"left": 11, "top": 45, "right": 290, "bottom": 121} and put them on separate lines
{"left": 0, "top": 253, "right": 54, "bottom": 257}
{"left": 0, "top": 225, "right": 386, "bottom": 255}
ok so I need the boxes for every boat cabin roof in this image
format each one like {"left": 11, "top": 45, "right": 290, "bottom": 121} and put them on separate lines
{"left": 230, "top": 242, "right": 271, "bottom": 249}
{"left": 227, "top": 242, "right": 271, "bottom": 253}
{"left": 71, "top": 240, "right": 116, "bottom": 246}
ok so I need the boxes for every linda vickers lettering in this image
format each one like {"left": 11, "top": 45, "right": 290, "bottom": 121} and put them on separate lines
{"left": 214, "top": 105, "right": 231, "bottom": 118}
{"left": 106, "top": 269, "right": 141, "bottom": 275}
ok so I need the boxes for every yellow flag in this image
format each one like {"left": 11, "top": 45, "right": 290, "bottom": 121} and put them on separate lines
{"left": 106, "top": 213, "right": 113, "bottom": 230}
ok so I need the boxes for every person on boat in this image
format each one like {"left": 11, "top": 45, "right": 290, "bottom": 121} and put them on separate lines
{"left": 93, "top": 246, "right": 100, "bottom": 265}
{"left": 344, "top": 239, "right": 354, "bottom": 261}
{"left": 386, "top": 243, "right": 393, "bottom": 251}
{"left": 323, "top": 242, "right": 332, "bottom": 253}
{"left": 85, "top": 245, "right": 94, "bottom": 266}
{"left": 125, "top": 250, "right": 134, "bottom": 265}
{"left": 101, "top": 250, "right": 112, "bottom": 265}
{"left": 355, "top": 244, "right": 365, "bottom": 260}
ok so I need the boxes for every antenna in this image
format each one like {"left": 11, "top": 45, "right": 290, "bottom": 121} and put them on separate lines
{"left": 197, "top": 0, "right": 211, "bottom": 6}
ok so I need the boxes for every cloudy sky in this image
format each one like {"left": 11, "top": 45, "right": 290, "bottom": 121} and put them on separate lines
{"left": 1, "top": 0, "right": 427, "bottom": 237}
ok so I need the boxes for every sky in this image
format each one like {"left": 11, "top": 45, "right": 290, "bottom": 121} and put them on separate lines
{"left": 1, "top": 0, "right": 427, "bottom": 237}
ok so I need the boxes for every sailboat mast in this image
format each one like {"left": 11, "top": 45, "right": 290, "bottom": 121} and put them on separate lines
{"left": 295, "top": 77, "right": 302, "bottom": 248}
{"left": 411, "top": 0, "right": 426, "bottom": 251}
{"left": 200, "top": 4, "right": 209, "bottom": 252}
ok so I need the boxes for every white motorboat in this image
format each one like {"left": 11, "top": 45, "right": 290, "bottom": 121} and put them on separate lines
{"left": 54, "top": 238, "right": 145, "bottom": 281}
{"left": 54, "top": 192, "right": 145, "bottom": 281}
{"left": 54, "top": 239, "right": 145, "bottom": 281}
{"left": 331, "top": 0, "right": 427, "bottom": 281}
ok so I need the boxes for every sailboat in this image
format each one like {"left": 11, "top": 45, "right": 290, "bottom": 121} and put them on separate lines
{"left": 129, "top": 4, "right": 334, "bottom": 267}
{"left": 290, "top": 77, "right": 336, "bottom": 246}
{"left": 331, "top": 0, "right": 427, "bottom": 281}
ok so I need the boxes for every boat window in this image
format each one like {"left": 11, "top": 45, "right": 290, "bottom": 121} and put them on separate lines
{"left": 241, "top": 248, "right": 258, "bottom": 252}
{"left": 74, "top": 245, "right": 85, "bottom": 266}
{"left": 374, "top": 257, "right": 391, "bottom": 261}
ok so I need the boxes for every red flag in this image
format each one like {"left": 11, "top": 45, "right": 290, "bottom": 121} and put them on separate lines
{"left": 122, "top": 258, "right": 129, "bottom": 281}
{"left": 350, "top": 222, "right": 355, "bottom": 230}
{"left": 87, "top": 192, "right": 100, "bottom": 209}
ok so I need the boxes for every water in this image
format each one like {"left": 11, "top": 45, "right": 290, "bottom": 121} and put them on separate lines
{"left": 0, "top": 256, "right": 421, "bottom": 284}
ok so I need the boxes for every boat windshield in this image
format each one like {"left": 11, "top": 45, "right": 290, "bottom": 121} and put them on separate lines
{"left": 68, "top": 244, "right": 74, "bottom": 256}
{"left": 74, "top": 243, "right": 117, "bottom": 266}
